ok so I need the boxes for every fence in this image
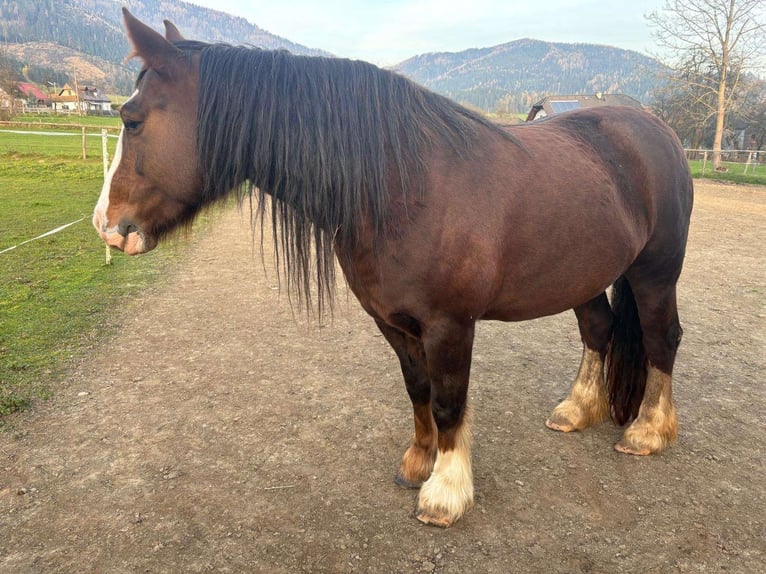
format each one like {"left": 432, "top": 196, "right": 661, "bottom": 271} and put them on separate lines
{"left": 22, "top": 106, "right": 118, "bottom": 117}
{"left": 685, "top": 148, "right": 763, "bottom": 176}
{"left": 1, "top": 123, "right": 117, "bottom": 262}
{"left": 0, "top": 121, "right": 120, "bottom": 159}
{"left": 2, "top": 125, "right": 764, "bottom": 179}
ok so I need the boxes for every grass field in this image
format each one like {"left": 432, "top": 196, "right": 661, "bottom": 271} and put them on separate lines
{"left": 8, "top": 113, "right": 122, "bottom": 128}
{"left": 0, "top": 155, "right": 185, "bottom": 420}
{"left": 0, "top": 113, "right": 121, "bottom": 158}
{"left": 687, "top": 158, "right": 766, "bottom": 186}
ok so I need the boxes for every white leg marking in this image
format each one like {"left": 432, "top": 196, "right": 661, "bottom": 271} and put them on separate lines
{"left": 547, "top": 347, "right": 609, "bottom": 431}
{"left": 616, "top": 365, "right": 677, "bottom": 455}
{"left": 416, "top": 411, "right": 473, "bottom": 527}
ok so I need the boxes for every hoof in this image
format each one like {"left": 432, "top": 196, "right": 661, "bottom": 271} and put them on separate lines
{"left": 614, "top": 441, "right": 652, "bottom": 456}
{"left": 545, "top": 414, "right": 577, "bottom": 433}
{"left": 415, "top": 507, "right": 456, "bottom": 528}
{"left": 546, "top": 394, "right": 609, "bottom": 433}
{"left": 614, "top": 422, "right": 675, "bottom": 456}
{"left": 615, "top": 398, "right": 677, "bottom": 456}
{"left": 395, "top": 474, "right": 423, "bottom": 489}
{"left": 397, "top": 444, "right": 435, "bottom": 489}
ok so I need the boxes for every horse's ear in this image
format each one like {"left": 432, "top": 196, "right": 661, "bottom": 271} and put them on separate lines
{"left": 163, "top": 19, "right": 185, "bottom": 43}
{"left": 122, "top": 8, "right": 182, "bottom": 74}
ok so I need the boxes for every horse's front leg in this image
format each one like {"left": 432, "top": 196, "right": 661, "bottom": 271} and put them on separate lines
{"left": 375, "top": 320, "right": 437, "bottom": 488}
{"left": 415, "top": 318, "right": 475, "bottom": 528}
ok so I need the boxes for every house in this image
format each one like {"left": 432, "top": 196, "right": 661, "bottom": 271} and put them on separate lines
{"left": 79, "top": 86, "right": 112, "bottom": 112}
{"left": 16, "top": 82, "right": 51, "bottom": 108}
{"left": 51, "top": 84, "right": 79, "bottom": 111}
{"left": 526, "top": 93, "right": 643, "bottom": 121}
{"left": 51, "top": 84, "right": 112, "bottom": 113}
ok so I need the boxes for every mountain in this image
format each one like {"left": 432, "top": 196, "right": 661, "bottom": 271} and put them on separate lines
{"left": 0, "top": 0, "right": 328, "bottom": 95}
{"left": 393, "top": 39, "right": 665, "bottom": 114}
{"left": 1, "top": 0, "right": 665, "bottom": 111}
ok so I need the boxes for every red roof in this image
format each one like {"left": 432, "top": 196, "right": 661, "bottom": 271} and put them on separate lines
{"left": 16, "top": 83, "right": 49, "bottom": 101}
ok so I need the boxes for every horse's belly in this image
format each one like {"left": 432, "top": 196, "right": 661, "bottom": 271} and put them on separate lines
{"left": 482, "top": 281, "right": 607, "bottom": 322}
{"left": 482, "top": 232, "right": 639, "bottom": 321}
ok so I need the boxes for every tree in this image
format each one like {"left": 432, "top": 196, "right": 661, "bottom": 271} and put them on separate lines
{"left": 0, "top": 44, "right": 16, "bottom": 119}
{"left": 648, "top": 0, "right": 765, "bottom": 169}
{"left": 651, "top": 61, "right": 717, "bottom": 148}
{"left": 732, "top": 78, "right": 766, "bottom": 149}
{"left": 748, "top": 89, "right": 766, "bottom": 149}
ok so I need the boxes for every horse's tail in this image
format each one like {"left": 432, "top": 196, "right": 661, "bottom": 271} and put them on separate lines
{"left": 606, "top": 276, "right": 647, "bottom": 425}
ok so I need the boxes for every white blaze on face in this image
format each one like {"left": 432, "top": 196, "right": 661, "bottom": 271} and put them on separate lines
{"left": 93, "top": 89, "right": 137, "bottom": 235}
{"left": 93, "top": 127, "right": 124, "bottom": 233}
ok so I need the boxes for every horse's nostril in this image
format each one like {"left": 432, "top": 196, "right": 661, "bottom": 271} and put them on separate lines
{"left": 117, "top": 221, "right": 139, "bottom": 237}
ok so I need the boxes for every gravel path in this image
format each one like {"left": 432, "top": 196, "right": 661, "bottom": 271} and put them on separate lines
{"left": 1, "top": 180, "right": 764, "bottom": 573}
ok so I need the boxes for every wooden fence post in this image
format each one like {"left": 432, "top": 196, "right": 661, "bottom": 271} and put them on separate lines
{"left": 101, "top": 129, "right": 109, "bottom": 176}
{"left": 101, "top": 128, "right": 112, "bottom": 265}
{"left": 81, "top": 126, "right": 87, "bottom": 159}
{"left": 701, "top": 150, "right": 707, "bottom": 176}
{"left": 742, "top": 151, "right": 756, "bottom": 175}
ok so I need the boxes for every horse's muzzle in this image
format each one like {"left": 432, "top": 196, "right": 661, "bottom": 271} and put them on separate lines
{"left": 93, "top": 211, "right": 156, "bottom": 255}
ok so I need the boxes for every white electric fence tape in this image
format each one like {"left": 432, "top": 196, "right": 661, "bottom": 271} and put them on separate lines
{"left": 0, "top": 217, "right": 86, "bottom": 254}
{"left": 1, "top": 128, "right": 115, "bottom": 258}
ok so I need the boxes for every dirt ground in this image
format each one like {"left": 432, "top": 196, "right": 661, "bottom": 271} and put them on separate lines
{"left": 1, "top": 180, "right": 764, "bottom": 573}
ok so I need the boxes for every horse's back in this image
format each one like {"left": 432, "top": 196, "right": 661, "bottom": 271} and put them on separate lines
{"left": 552, "top": 106, "right": 693, "bottom": 279}
{"left": 477, "top": 106, "right": 692, "bottom": 319}
{"left": 512, "top": 106, "right": 693, "bottom": 258}
{"left": 540, "top": 106, "right": 693, "bottom": 219}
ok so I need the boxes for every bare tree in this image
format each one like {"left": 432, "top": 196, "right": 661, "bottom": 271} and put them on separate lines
{"left": 648, "top": 0, "right": 765, "bottom": 169}
{"left": 750, "top": 92, "right": 766, "bottom": 150}
{"left": 0, "top": 44, "right": 16, "bottom": 119}
{"left": 734, "top": 78, "right": 766, "bottom": 150}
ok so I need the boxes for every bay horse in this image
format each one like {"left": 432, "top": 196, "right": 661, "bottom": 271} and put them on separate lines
{"left": 94, "top": 9, "right": 693, "bottom": 527}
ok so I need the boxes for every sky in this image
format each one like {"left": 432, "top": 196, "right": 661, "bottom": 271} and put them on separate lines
{"left": 187, "top": 0, "right": 668, "bottom": 66}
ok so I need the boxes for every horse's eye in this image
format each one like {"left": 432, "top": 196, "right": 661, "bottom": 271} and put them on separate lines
{"left": 123, "top": 118, "right": 143, "bottom": 133}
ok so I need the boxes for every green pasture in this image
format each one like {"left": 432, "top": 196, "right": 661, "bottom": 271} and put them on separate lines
{"left": 0, "top": 113, "right": 121, "bottom": 158}
{"left": 0, "top": 131, "right": 119, "bottom": 158}
{"left": 0, "top": 155, "right": 183, "bottom": 420}
{"left": 10, "top": 113, "right": 122, "bottom": 128}
{"left": 686, "top": 158, "right": 766, "bottom": 186}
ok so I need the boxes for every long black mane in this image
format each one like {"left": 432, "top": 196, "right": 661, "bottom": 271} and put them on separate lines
{"left": 184, "top": 43, "right": 512, "bottom": 312}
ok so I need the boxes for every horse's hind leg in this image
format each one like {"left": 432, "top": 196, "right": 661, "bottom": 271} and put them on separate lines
{"left": 615, "top": 281, "right": 681, "bottom": 455}
{"left": 546, "top": 293, "right": 612, "bottom": 432}
{"left": 375, "top": 320, "right": 437, "bottom": 488}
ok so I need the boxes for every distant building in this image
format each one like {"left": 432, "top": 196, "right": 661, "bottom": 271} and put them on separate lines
{"left": 79, "top": 86, "right": 113, "bottom": 112}
{"left": 16, "top": 82, "right": 51, "bottom": 107}
{"left": 51, "top": 84, "right": 112, "bottom": 113}
{"left": 526, "top": 93, "right": 643, "bottom": 122}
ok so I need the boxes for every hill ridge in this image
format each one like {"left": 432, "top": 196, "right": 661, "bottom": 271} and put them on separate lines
{"left": 1, "top": 0, "right": 663, "bottom": 110}
{"left": 0, "top": 0, "right": 328, "bottom": 95}
{"left": 394, "top": 38, "right": 664, "bottom": 113}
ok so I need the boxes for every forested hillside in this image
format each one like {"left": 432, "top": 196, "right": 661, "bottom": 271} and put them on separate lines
{"left": 1, "top": 0, "right": 126, "bottom": 61}
{"left": 1, "top": 0, "right": 664, "bottom": 110}
{"left": 395, "top": 39, "right": 665, "bottom": 113}
{"left": 0, "top": 0, "right": 326, "bottom": 95}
